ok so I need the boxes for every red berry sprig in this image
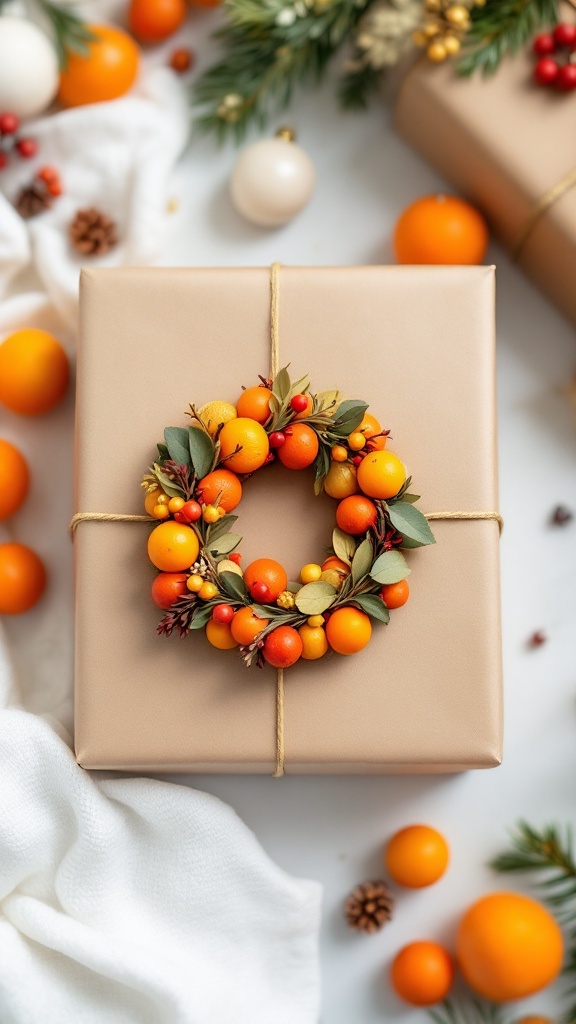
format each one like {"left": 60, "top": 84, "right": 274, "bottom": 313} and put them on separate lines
{"left": 0, "top": 112, "right": 39, "bottom": 169}
{"left": 533, "top": 24, "right": 576, "bottom": 90}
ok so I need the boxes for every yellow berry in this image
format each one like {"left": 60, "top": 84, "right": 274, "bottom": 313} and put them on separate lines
{"left": 446, "top": 3, "right": 469, "bottom": 25}
{"left": 331, "top": 445, "right": 348, "bottom": 462}
{"left": 203, "top": 504, "right": 220, "bottom": 523}
{"left": 153, "top": 503, "right": 170, "bottom": 519}
{"left": 300, "top": 563, "right": 322, "bottom": 584}
{"left": 187, "top": 574, "right": 204, "bottom": 592}
{"left": 168, "top": 496, "right": 185, "bottom": 513}
{"left": 198, "top": 581, "right": 218, "bottom": 601}
{"left": 427, "top": 39, "right": 448, "bottom": 61}
{"left": 412, "top": 29, "right": 428, "bottom": 46}
{"left": 217, "top": 506, "right": 227, "bottom": 518}
{"left": 156, "top": 493, "right": 170, "bottom": 505}
{"left": 144, "top": 488, "right": 164, "bottom": 515}
{"left": 348, "top": 432, "right": 366, "bottom": 451}
{"left": 307, "top": 615, "right": 325, "bottom": 627}
{"left": 443, "top": 33, "right": 461, "bottom": 54}
{"left": 299, "top": 624, "right": 328, "bottom": 660}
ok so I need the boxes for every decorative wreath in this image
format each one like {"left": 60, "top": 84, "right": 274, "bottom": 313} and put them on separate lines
{"left": 141, "top": 367, "right": 435, "bottom": 670}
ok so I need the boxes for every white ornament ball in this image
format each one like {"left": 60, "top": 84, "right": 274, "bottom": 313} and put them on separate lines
{"left": 0, "top": 17, "right": 59, "bottom": 120}
{"left": 230, "top": 136, "right": 315, "bottom": 228}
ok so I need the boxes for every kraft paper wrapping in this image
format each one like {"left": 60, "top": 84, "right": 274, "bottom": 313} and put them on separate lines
{"left": 394, "top": 53, "right": 576, "bottom": 326}
{"left": 74, "top": 266, "right": 502, "bottom": 774}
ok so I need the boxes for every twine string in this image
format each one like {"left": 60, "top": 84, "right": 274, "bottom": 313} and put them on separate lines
{"left": 512, "top": 165, "right": 576, "bottom": 261}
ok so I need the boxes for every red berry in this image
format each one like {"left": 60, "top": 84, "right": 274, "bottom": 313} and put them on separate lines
{"left": 534, "top": 57, "right": 559, "bottom": 84}
{"left": 181, "top": 499, "right": 202, "bottom": 522}
{"left": 290, "top": 394, "right": 309, "bottom": 413}
{"left": 533, "top": 32, "right": 556, "bottom": 56}
{"left": 351, "top": 454, "right": 363, "bottom": 466}
{"left": 0, "top": 152, "right": 8, "bottom": 171}
{"left": 16, "top": 137, "right": 38, "bottom": 159}
{"left": 0, "top": 112, "right": 19, "bottom": 135}
{"left": 269, "top": 431, "right": 286, "bottom": 448}
{"left": 557, "top": 63, "right": 576, "bottom": 89}
{"left": 212, "top": 603, "right": 234, "bottom": 624}
{"left": 554, "top": 22, "right": 576, "bottom": 47}
{"left": 47, "top": 181, "right": 63, "bottom": 197}
{"left": 169, "top": 48, "right": 194, "bottom": 73}
{"left": 251, "top": 581, "right": 272, "bottom": 602}
{"left": 37, "top": 165, "right": 59, "bottom": 184}
{"left": 229, "top": 552, "right": 242, "bottom": 564}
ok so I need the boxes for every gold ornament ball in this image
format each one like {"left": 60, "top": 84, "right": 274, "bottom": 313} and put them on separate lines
{"left": 446, "top": 4, "right": 470, "bottom": 26}
{"left": 443, "top": 33, "right": 461, "bottom": 54}
{"left": 424, "top": 20, "right": 441, "bottom": 38}
{"left": 427, "top": 39, "right": 448, "bottom": 61}
{"left": 412, "top": 29, "right": 428, "bottom": 47}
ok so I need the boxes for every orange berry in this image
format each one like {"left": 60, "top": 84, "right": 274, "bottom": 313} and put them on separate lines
{"left": 151, "top": 572, "right": 188, "bottom": 609}
{"left": 218, "top": 417, "right": 269, "bottom": 474}
{"left": 380, "top": 579, "right": 410, "bottom": 609}
{"left": 277, "top": 423, "right": 319, "bottom": 470}
{"left": 385, "top": 825, "right": 449, "bottom": 888}
{"left": 128, "top": 0, "right": 186, "bottom": 42}
{"left": 394, "top": 194, "right": 488, "bottom": 265}
{"left": 456, "top": 893, "right": 563, "bottom": 1001}
{"left": 244, "top": 558, "right": 287, "bottom": 602}
{"left": 153, "top": 503, "right": 170, "bottom": 519}
{"left": 299, "top": 624, "right": 328, "bottom": 660}
{"left": 0, "top": 439, "right": 29, "bottom": 520}
{"left": 0, "top": 328, "right": 69, "bottom": 415}
{"left": 336, "top": 495, "right": 378, "bottom": 535}
{"left": 0, "top": 542, "right": 46, "bottom": 614}
{"left": 321, "top": 556, "right": 351, "bottom": 575}
{"left": 147, "top": 521, "right": 199, "bottom": 571}
{"left": 58, "top": 25, "right": 140, "bottom": 107}
{"left": 236, "top": 385, "right": 273, "bottom": 424}
{"left": 168, "top": 496, "right": 185, "bottom": 513}
{"left": 356, "top": 450, "right": 406, "bottom": 499}
{"left": 230, "top": 606, "right": 269, "bottom": 645}
{"left": 348, "top": 431, "right": 366, "bottom": 451}
{"left": 263, "top": 625, "right": 303, "bottom": 668}
{"left": 300, "top": 563, "right": 322, "bottom": 584}
{"left": 187, "top": 574, "right": 203, "bottom": 592}
{"left": 326, "top": 607, "right": 371, "bottom": 655}
{"left": 205, "top": 618, "right": 238, "bottom": 650}
{"left": 391, "top": 941, "right": 454, "bottom": 1006}
{"left": 198, "top": 581, "right": 218, "bottom": 601}
{"left": 196, "top": 468, "right": 242, "bottom": 512}
{"left": 144, "top": 488, "right": 165, "bottom": 515}
{"left": 359, "top": 412, "right": 386, "bottom": 450}
{"left": 331, "top": 445, "right": 348, "bottom": 462}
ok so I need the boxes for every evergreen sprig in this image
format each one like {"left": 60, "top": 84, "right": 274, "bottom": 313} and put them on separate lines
{"left": 37, "top": 0, "right": 94, "bottom": 68}
{"left": 429, "top": 999, "right": 504, "bottom": 1024}
{"left": 457, "top": 0, "right": 560, "bottom": 77}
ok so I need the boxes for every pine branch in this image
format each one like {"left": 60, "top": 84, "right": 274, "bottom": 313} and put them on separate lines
{"left": 338, "top": 63, "right": 381, "bottom": 109}
{"left": 429, "top": 999, "right": 505, "bottom": 1024}
{"left": 457, "top": 0, "right": 560, "bottom": 77}
{"left": 35, "top": 0, "right": 94, "bottom": 67}
{"left": 491, "top": 821, "right": 576, "bottom": 928}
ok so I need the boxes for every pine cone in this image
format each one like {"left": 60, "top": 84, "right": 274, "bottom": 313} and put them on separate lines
{"left": 69, "top": 207, "right": 118, "bottom": 256}
{"left": 15, "top": 184, "right": 52, "bottom": 219}
{"left": 345, "top": 880, "right": 394, "bottom": 933}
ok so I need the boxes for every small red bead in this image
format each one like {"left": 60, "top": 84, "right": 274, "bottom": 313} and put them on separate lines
{"left": 533, "top": 32, "right": 556, "bottom": 55}
{"left": 557, "top": 63, "right": 576, "bottom": 89}
{"left": 534, "top": 57, "right": 559, "bottom": 84}
{"left": 229, "top": 552, "right": 242, "bottom": 564}
{"left": 269, "top": 431, "right": 286, "bottom": 448}
{"left": 0, "top": 112, "right": 19, "bottom": 135}
{"left": 37, "top": 165, "right": 59, "bottom": 184}
{"left": 47, "top": 180, "right": 63, "bottom": 197}
{"left": 351, "top": 454, "right": 363, "bottom": 466}
{"left": 169, "top": 48, "right": 194, "bottom": 73}
{"left": 0, "top": 151, "right": 8, "bottom": 170}
{"left": 181, "top": 499, "right": 202, "bottom": 522}
{"left": 16, "top": 137, "right": 38, "bottom": 158}
{"left": 251, "top": 581, "right": 271, "bottom": 602}
{"left": 554, "top": 22, "right": 576, "bottom": 47}
{"left": 212, "top": 603, "right": 234, "bottom": 624}
{"left": 290, "top": 394, "right": 309, "bottom": 413}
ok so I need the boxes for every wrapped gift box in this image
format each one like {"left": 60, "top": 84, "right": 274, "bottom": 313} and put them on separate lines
{"left": 394, "top": 50, "right": 576, "bottom": 326}
{"left": 74, "top": 266, "right": 502, "bottom": 774}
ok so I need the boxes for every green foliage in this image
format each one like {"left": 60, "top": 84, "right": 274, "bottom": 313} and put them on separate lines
{"left": 37, "top": 0, "right": 95, "bottom": 68}
{"left": 457, "top": 0, "right": 559, "bottom": 77}
{"left": 429, "top": 1000, "right": 505, "bottom": 1024}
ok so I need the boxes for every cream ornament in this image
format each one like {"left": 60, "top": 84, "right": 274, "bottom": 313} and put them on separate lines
{"left": 0, "top": 16, "right": 59, "bottom": 119}
{"left": 230, "top": 128, "right": 315, "bottom": 228}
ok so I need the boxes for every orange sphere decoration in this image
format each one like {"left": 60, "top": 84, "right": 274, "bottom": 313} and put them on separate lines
{"left": 456, "top": 892, "right": 563, "bottom": 1001}
{"left": 58, "top": 25, "right": 140, "bottom": 107}
{"left": 263, "top": 625, "right": 303, "bottom": 668}
{"left": 147, "top": 521, "right": 199, "bottom": 571}
{"left": 236, "top": 385, "right": 273, "bottom": 424}
{"left": 356, "top": 450, "right": 406, "bottom": 500}
{"left": 151, "top": 572, "right": 188, "bottom": 609}
{"left": 391, "top": 941, "right": 454, "bottom": 1006}
{"left": 385, "top": 824, "right": 449, "bottom": 888}
{"left": 380, "top": 579, "right": 410, "bottom": 610}
{"left": 0, "top": 440, "right": 29, "bottom": 521}
{"left": 244, "top": 558, "right": 287, "bottom": 602}
{"left": 218, "top": 417, "right": 269, "bottom": 474}
{"left": 129, "top": 0, "right": 187, "bottom": 42}
{"left": 230, "top": 606, "right": 269, "bottom": 646}
{"left": 277, "top": 423, "right": 319, "bottom": 470}
{"left": 394, "top": 194, "right": 489, "bottom": 265}
{"left": 196, "top": 469, "right": 242, "bottom": 512}
{"left": 336, "top": 495, "right": 378, "bottom": 535}
{"left": 326, "top": 607, "right": 371, "bottom": 655}
{"left": 0, "top": 543, "right": 46, "bottom": 614}
{"left": 0, "top": 328, "right": 69, "bottom": 416}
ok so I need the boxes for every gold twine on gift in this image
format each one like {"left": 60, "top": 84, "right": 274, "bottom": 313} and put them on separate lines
{"left": 71, "top": 262, "right": 503, "bottom": 779}
{"left": 511, "top": 165, "right": 576, "bottom": 262}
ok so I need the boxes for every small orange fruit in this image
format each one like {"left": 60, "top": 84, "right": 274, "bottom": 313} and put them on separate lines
{"left": 336, "top": 495, "right": 378, "bottom": 535}
{"left": 326, "top": 607, "right": 371, "bottom": 655}
{"left": 0, "top": 440, "right": 29, "bottom": 520}
{"left": 58, "top": 25, "right": 140, "bottom": 107}
{"left": 236, "top": 385, "right": 273, "bottom": 424}
{"left": 129, "top": 0, "right": 186, "bottom": 42}
{"left": 218, "top": 417, "right": 270, "bottom": 474}
{"left": 359, "top": 412, "right": 386, "bottom": 450}
{"left": 299, "top": 624, "right": 328, "bottom": 660}
{"left": 244, "top": 558, "right": 288, "bottom": 602}
{"left": 323, "top": 463, "right": 359, "bottom": 499}
{"left": 147, "top": 521, "right": 199, "bottom": 571}
{"left": 348, "top": 431, "right": 366, "bottom": 451}
{"left": 196, "top": 469, "right": 242, "bottom": 513}
{"left": 394, "top": 194, "right": 489, "bottom": 265}
{"left": 144, "top": 488, "right": 166, "bottom": 515}
{"left": 0, "top": 328, "right": 69, "bottom": 415}
{"left": 230, "top": 606, "right": 269, "bottom": 645}
{"left": 206, "top": 618, "right": 238, "bottom": 650}
{"left": 151, "top": 572, "right": 188, "bottom": 609}
{"left": 321, "top": 556, "right": 351, "bottom": 575}
{"left": 456, "top": 892, "right": 563, "bottom": 1002}
{"left": 263, "top": 625, "right": 303, "bottom": 668}
{"left": 277, "top": 423, "right": 319, "bottom": 470}
{"left": 385, "top": 825, "right": 449, "bottom": 888}
{"left": 293, "top": 394, "right": 313, "bottom": 419}
{"left": 514, "top": 1018, "right": 554, "bottom": 1024}
{"left": 357, "top": 450, "right": 406, "bottom": 499}
{"left": 300, "top": 563, "right": 322, "bottom": 584}
{"left": 391, "top": 941, "right": 454, "bottom": 1006}
{"left": 381, "top": 579, "right": 410, "bottom": 609}
{"left": 331, "top": 445, "right": 348, "bottom": 462}
{"left": 0, "top": 542, "right": 46, "bottom": 614}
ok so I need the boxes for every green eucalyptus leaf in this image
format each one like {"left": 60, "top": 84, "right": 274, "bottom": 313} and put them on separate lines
{"left": 207, "top": 515, "right": 238, "bottom": 543}
{"left": 313, "top": 447, "right": 330, "bottom": 496}
{"left": 156, "top": 442, "right": 169, "bottom": 462}
{"left": 351, "top": 537, "right": 373, "bottom": 584}
{"left": 295, "top": 580, "right": 337, "bottom": 615}
{"left": 208, "top": 533, "right": 242, "bottom": 555}
{"left": 370, "top": 549, "right": 410, "bottom": 585}
{"left": 316, "top": 389, "right": 343, "bottom": 412}
{"left": 164, "top": 427, "right": 191, "bottom": 467}
{"left": 397, "top": 492, "right": 420, "bottom": 504}
{"left": 387, "top": 502, "right": 436, "bottom": 547}
{"left": 153, "top": 465, "right": 184, "bottom": 498}
{"left": 331, "top": 399, "right": 368, "bottom": 436}
{"left": 188, "top": 426, "right": 214, "bottom": 478}
{"left": 273, "top": 366, "right": 291, "bottom": 402}
{"left": 291, "top": 373, "right": 311, "bottom": 396}
{"left": 287, "top": 581, "right": 302, "bottom": 593}
{"left": 219, "top": 571, "right": 247, "bottom": 600}
{"left": 353, "top": 594, "right": 390, "bottom": 623}
{"left": 189, "top": 604, "right": 214, "bottom": 630}
{"left": 251, "top": 604, "right": 280, "bottom": 620}
{"left": 332, "top": 528, "right": 355, "bottom": 565}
